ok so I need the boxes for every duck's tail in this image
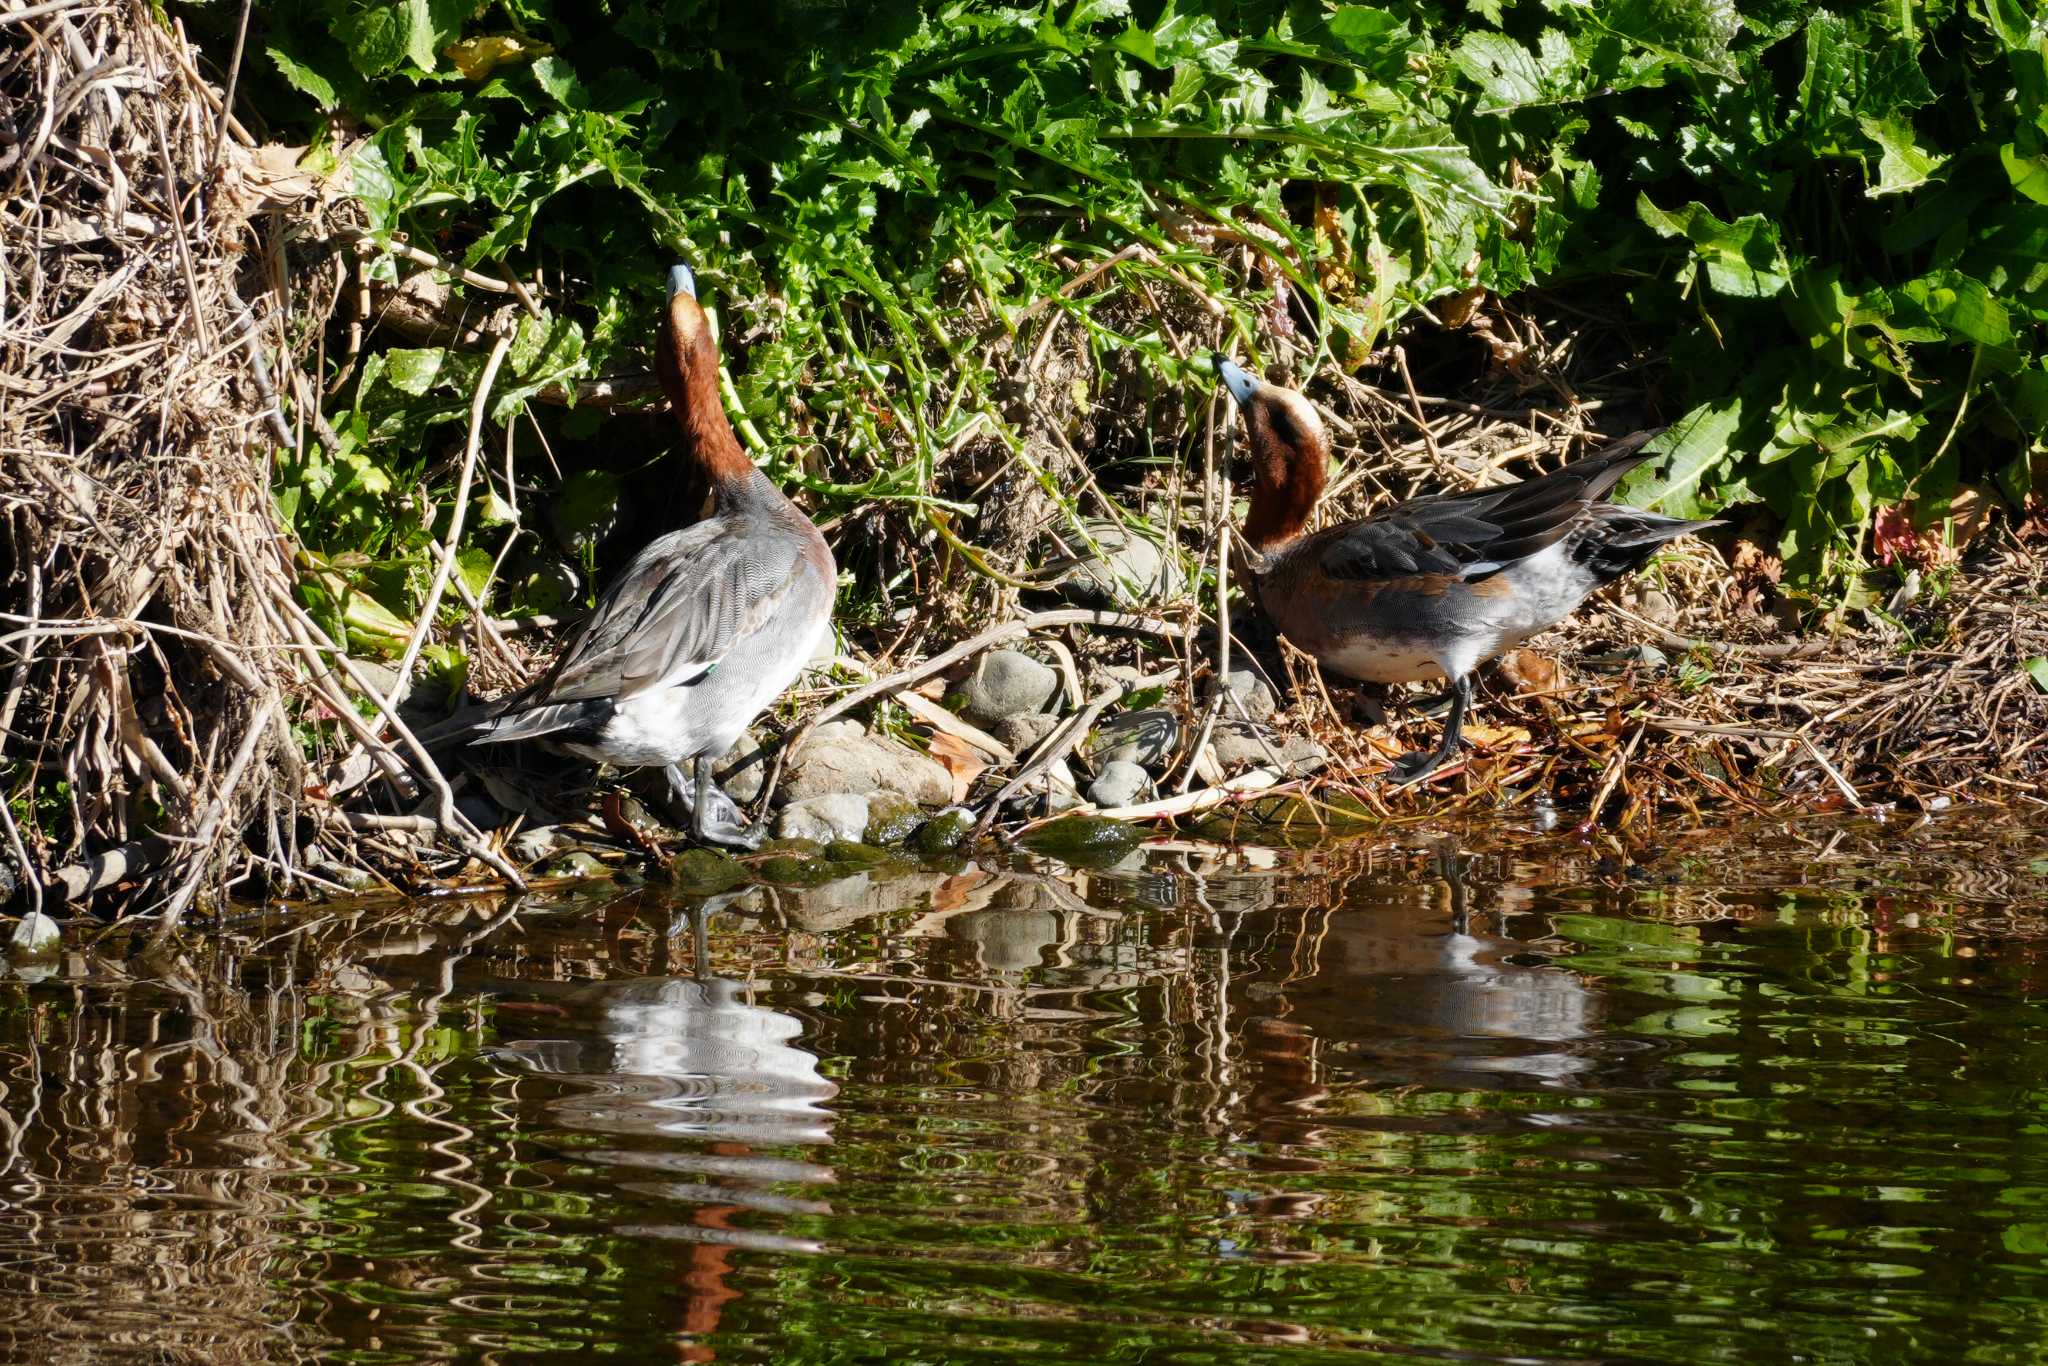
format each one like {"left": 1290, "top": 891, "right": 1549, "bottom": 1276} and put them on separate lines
{"left": 1578, "top": 506, "right": 1722, "bottom": 581}
{"left": 467, "top": 698, "right": 612, "bottom": 748}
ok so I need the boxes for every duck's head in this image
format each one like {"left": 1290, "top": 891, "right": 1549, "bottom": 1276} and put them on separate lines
{"left": 1213, "top": 353, "right": 1328, "bottom": 550}
{"left": 657, "top": 260, "right": 752, "bottom": 481}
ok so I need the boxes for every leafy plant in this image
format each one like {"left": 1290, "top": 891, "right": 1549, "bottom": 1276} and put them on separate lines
{"left": 221, "top": 0, "right": 2047, "bottom": 637}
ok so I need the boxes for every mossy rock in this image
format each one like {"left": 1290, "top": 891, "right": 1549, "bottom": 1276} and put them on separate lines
{"left": 1017, "top": 813, "right": 1141, "bottom": 867}
{"left": 668, "top": 847, "right": 749, "bottom": 895}
{"left": 863, "top": 795, "right": 924, "bottom": 847}
{"left": 912, "top": 808, "right": 977, "bottom": 859}
{"left": 752, "top": 839, "right": 841, "bottom": 886}
{"left": 1186, "top": 792, "right": 1377, "bottom": 843}
{"left": 823, "top": 840, "right": 908, "bottom": 871}
{"left": 544, "top": 850, "right": 612, "bottom": 880}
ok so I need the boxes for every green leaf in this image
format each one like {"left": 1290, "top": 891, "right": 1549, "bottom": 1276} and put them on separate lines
{"left": 1900, "top": 271, "right": 2012, "bottom": 346}
{"left": 531, "top": 54, "right": 587, "bottom": 108}
{"left": 383, "top": 348, "right": 448, "bottom": 396}
{"left": 2024, "top": 658, "right": 2048, "bottom": 695}
{"left": 1637, "top": 196, "right": 1790, "bottom": 297}
{"left": 454, "top": 546, "right": 494, "bottom": 600}
{"left": 267, "top": 46, "right": 338, "bottom": 107}
{"left": 1861, "top": 117, "right": 1945, "bottom": 196}
{"left": 1594, "top": 0, "right": 1742, "bottom": 81}
{"left": 1621, "top": 396, "right": 1745, "bottom": 520}
{"left": 2001, "top": 143, "right": 2048, "bottom": 206}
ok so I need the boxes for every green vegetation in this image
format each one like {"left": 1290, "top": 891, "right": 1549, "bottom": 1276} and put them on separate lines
{"left": 226, "top": 0, "right": 2046, "bottom": 653}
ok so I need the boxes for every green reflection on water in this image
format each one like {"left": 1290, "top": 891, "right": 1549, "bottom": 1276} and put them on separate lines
{"left": 2, "top": 818, "right": 2047, "bottom": 1363}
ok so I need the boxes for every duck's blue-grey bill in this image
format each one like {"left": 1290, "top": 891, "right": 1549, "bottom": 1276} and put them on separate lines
{"left": 668, "top": 263, "right": 697, "bottom": 300}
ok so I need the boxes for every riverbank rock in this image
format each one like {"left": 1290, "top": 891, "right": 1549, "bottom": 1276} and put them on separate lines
{"left": 1210, "top": 723, "right": 1329, "bottom": 777}
{"left": 715, "top": 729, "right": 770, "bottom": 804}
{"left": 1052, "top": 521, "right": 1187, "bottom": 608}
{"left": 1087, "top": 760, "right": 1152, "bottom": 808}
{"left": 1216, "top": 667, "right": 1279, "bottom": 723}
{"left": 776, "top": 793, "right": 872, "bottom": 844}
{"left": 781, "top": 721, "right": 952, "bottom": 807}
{"left": 1083, "top": 708, "right": 1179, "bottom": 771}
{"left": 863, "top": 794, "right": 925, "bottom": 846}
{"left": 961, "top": 649, "right": 1060, "bottom": 726}
{"left": 995, "top": 711, "right": 1062, "bottom": 753}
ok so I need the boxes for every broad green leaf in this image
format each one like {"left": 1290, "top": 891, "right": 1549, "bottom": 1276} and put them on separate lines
{"left": 1325, "top": 7, "right": 1404, "bottom": 57}
{"left": 1594, "top": 0, "right": 1741, "bottom": 80}
{"left": 1637, "top": 196, "right": 1790, "bottom": 297}
{"left": 267, "top": 46, "right": 338, "bottom": 107}
{"left": 454, "top": 546, "right": 494, "bottom": 600}
{"left": 1621, "top": 396, "right": 1745, "bottom": 519}
{"left": 2024, "top": 659, "right": 2048, "bottom": 695}
{"left": 1900, "top": 271, "right": 2012, "bottom": 346}
{"left": 1861, "top": 118, "right": 1945, "bottom": 196}
{"left": 2001, "top": 143, "right": 2048, "bottom": 206}
{"left": 383, "top": 349, "right": 448, "bottom": 396}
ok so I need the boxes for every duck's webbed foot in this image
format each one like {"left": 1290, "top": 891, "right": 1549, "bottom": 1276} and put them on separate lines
{"left": 1386, "top": 673, "right": 1473, "bottom": 786}
{"left": 687, "top": 756, "right": 765, "bottom": 851}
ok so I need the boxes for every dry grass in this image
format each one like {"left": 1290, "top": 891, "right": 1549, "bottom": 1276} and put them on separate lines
{"left": 0, "top": 0, "right": 518, "bottom": 925}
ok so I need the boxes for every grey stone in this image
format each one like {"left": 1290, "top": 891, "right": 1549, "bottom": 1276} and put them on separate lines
{"left": 776, "top": 793, "right": 872, "bottom": 844}
{"left": 782, "top": 724, "right": 952, "bottom": 807}
{"left": 961, "top": 649, "right": 1061, "bottom": 726}
{"left": 1637, "top": 588, "right": 1680, "bottom": 627}
{"left": 715, "top": 729, "right": 769, "bottom": 804}
{"left": 1043, "top": 759, "right": 1084, "bottom": 814}
{"left": 1211, "top": 724, "right": 1329, "bottom": 777}
{"left": 1002, "top": 757, "right": 1083, "bottom": 817}
{"left": 1586, "top": 643, "right": 1671, "bottom": 674}
{"left": 1216, "top": 668, "right": 1279, "bottom": 723}
{"left": 10, "top": 910, "right": 60, "bottom": 956}
{"left": 995, "top": 711, "right": 1062, "bottom": 754}
{"left": 1053, "top": 520, "right": 1188, "bottom": 609}
{"left": 1087, "top": 760, "right": 1152, "bottom": 809}
{"left": 509, "top": 825, "right": 581, "bottom": 864}
{"left": 1083, "top": 708, "right": 1180, "bottom": 771}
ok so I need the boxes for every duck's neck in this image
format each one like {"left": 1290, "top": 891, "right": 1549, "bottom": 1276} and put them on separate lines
{"left": 659, "top": 297, "right": 758, "bottom": 492}
{"left": 1241, "top": 410, "right": 1325, "bottom": 552}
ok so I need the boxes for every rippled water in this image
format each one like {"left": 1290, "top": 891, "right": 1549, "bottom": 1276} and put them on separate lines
{"left": 4, "top": 815, "right": 2048, "bottom": 1363}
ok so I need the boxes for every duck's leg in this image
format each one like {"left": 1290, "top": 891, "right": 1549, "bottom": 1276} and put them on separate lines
{"left": 690, "top": 754, "right": 765, "bottom": 850}
{"left": 1389, "top": 672, "right": 1472, "bottom": 784}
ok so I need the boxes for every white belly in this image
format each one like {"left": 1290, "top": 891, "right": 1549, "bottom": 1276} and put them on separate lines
{"left": 1313, "top": 640, "right": 1449, "bottom": 685}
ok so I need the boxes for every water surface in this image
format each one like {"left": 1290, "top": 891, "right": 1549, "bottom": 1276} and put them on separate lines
{"left": 4, "top": 815, "right": 2047, "bottom": 1363}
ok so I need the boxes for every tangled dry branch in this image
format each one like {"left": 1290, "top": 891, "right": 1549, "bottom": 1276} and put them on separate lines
{"left": 0, "top": 0, "right": 518, "bottom": 922}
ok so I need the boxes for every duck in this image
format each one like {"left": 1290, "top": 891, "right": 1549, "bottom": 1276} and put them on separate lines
{"left": 470, "top": 264, "right": 836, "bottom": 848}
{"left": 1214, "top": 355, "right": 1716, "bottom": 783}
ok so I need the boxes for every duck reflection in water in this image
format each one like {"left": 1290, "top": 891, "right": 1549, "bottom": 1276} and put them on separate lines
{"left": 489, "top": 897, "right": 835, "bottom": 1361}
{"left": 1242, "top": 842, "right": 1601, "bottom": 1147}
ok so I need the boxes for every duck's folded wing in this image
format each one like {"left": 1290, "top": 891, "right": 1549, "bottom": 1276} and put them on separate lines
{"left": 1318, "top": 434, "right": 1664, "bottom": 582}
{"left": 537, "top": 519, "right": 806, "bottom": 703}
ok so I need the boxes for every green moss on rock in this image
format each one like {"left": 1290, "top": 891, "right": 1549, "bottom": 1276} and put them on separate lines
{"left": 912, "top": 808, "right": 977, "bottom": 859}
{"left": 863, "top": 795, "right": 924, "bottom": 847}
{"left": 1017, "top": 813, "right": 1141, "bottom": 867}
{"left": 668, "top": 847, "right": 749, "bottom": 894}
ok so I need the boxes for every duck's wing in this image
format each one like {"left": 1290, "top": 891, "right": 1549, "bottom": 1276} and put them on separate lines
{"left": 533, "top": 517, "right": 809, "bottom": 704}
{"left": 1317, "top": 431, "right": 1662, "bottom": 582}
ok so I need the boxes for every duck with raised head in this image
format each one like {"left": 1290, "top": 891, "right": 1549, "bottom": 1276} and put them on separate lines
{"left": 471, "top": 264, "right": 836, "bottom": 848}
{"left": 1214, "top": 355, "right": 1716, "bottom": 783}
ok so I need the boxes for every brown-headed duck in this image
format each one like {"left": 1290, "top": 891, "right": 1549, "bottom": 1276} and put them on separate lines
{"left": 473, "top": 264, "right": 836, "bottom": 847}
{"left": 1215, "top": 355, "right": 1716, "bottom": 783}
